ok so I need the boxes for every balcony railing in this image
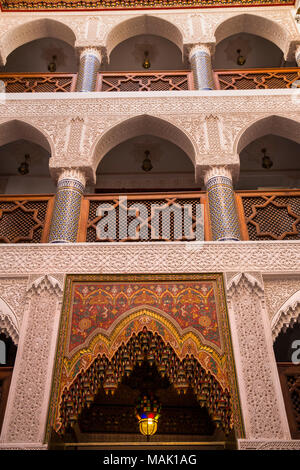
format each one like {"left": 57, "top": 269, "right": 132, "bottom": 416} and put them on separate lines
{"left": 1, "top": 69, "right": 300, "bottom": 93}
{"left": 0, "top": 195, "right": 55, "bottom": 243}
{"left": 236, "top": 189, "right": 300, "bottom": 241}
{"left": 77, "top": 192, "right": 209, "bottom": 242}
{"left": 0, "top": 190, "right": 299, "bottom": 243}
{"left": 0, "top": 73, "right": 77, "bottom": 93}
{"left": 96, "top": 71, "right": 194, "bottom": 92}
{"left": 214, "top": 68, "right": 300, "bottom": 90}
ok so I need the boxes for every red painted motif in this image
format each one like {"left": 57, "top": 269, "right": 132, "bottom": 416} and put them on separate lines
{"left": 69, "top": 281, "right": 220, "bottom": 353}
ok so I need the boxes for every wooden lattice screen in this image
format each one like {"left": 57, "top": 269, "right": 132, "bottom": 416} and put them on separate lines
{"left": 236, "top": 191, "right": 300, "bottom": 241}
{"left": 214, "top": 68, "right": 300, "bottom": 90}
{"left": 277, "top": 363, "right": 300, "bottom": 439}
{"left": 78, "top": 193, "right": 209, "bottom": 242}
{"left": 0, "top": 74, "right": 77, "bottom": 93}
{"left": 96, "top": 71, "right": 194, "bottom": 92}
{"left": 0, "top": 196, "right": 55, "bottom": 243}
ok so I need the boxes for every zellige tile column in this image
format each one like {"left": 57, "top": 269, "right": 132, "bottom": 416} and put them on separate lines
{"left": 204, "top": 166, "right": 241, "bottom": 241}
{"left": 189, "top": 44, "right": 215, "bottom": 90}
{"left": 76, "top": 47, "right": 102, "bottom": 92}
{"left": 49, "top": 169, "right": 86, "bottom": 243}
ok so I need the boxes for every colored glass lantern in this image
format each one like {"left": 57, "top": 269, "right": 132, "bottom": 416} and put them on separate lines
{"left": 135, "top": 395, "right": 161, "bottom": 437}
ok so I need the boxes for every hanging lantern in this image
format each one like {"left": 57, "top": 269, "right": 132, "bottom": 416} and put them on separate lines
{"left": 236, "top": 49, "right": 246, "bottom": 66}
{"left": 141, "top": 150, "right": 153, "bottom": 172}
{"left": 48, "top": 55, "right": 57, "bottom": 72}
{"left": 142, "top": 51, "right": 151, "bottom": 69}
{"left": 103, "top": 366, "right": 118, "bottom": 395}
{"left": 135, "top": 395, "right": 161, "bottom": 438}
{"left": 173, "top": 365, "right": 189, "bottom": 394}
{"left": 261, "top": 148, "right": 273, "bottom": 169}
{"left": 18, "top": 154, "right": 30, "bottom": 175}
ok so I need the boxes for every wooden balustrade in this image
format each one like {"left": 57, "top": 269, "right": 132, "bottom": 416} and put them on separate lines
{"left": 0, "top": 69, "right": 299, "bottom": 93}
{"left": 277, "top": 363, "right": 300, "bottom": 439}
{"left": 96, "top": 71, "right": 194, "bottom": 92}
{"left": 0, "top": 195, "right": 55, "bottom": 243}
{"left": 0, "top": 73, "right": 77, "bottom": 93}
{"left": 77, "top": 192, "right": 209, "bottom": 242}
{"left": 0, "top": 190, "right": 298, "bottom": 243}
{"left": 214, "top": 68, "right": 300, "bottom": 90}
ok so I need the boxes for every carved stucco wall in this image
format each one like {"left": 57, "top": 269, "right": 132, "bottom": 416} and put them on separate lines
{"left": 0, "top": 7, "right": 298, "bottom": 64}
{"left": 0, "top": 92, "right": 299, "bottom": 184}
{"left": 0, "top": 274, "right": 64, "bottom": 449}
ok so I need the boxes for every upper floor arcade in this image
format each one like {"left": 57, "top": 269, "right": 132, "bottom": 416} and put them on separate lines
{"left": 0, "top": 93, "right": 299, "bottom": 244}
{"left": 0, "top": 8, "right": 299, "bottom": 92}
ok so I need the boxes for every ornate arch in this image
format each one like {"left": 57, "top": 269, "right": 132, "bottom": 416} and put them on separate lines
{"left": 234, "top": 115, "right": 300, "bottom": 156}
{"left": 214, "top": 14, "right": 290, "bottom": 58}
{"left": 271, "top": 290, "right": 300, "bottom": 341}
{"left": 0, "top": 18, "right": 76, "bottom": 65}
{"left": 92, "top": 114, "right": 197, "bottom": 172}
{"left": 0, "top": 118, "right": 53, "bottom": 155}
{"left": 46, "top": 273, "right": 244, "bottom": 441}
{"left": 0, "top": 297, "right": 19, "bottom": 345}
{"left": 58, "top": 326, "right": 233, "bottom": 436}
{"left": 106, "top": 15, "right": 183, "bottom": 60}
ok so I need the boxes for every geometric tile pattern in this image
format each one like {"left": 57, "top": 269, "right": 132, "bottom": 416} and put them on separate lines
{"left": 48, "top": 178, "right": 84, "bottom": 243}
{"left": 206, "top": 176, "right": 241, "bottom": 241}
{"left": 190, "top": 50, "right": 214, "bottom": 90}
{"left": 76, "top": 54, "right": 101, "bottom": 92}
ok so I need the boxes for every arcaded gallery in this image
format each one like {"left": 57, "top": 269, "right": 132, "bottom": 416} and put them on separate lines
{"left": 0, "top": 0, "right": 299, "bottom": 453}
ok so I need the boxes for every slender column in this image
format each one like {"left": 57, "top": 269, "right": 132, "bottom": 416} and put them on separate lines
{"left": 76, "top": 47, "right": 102, "bottom": 92}
{"left": 49, "top": 169, "right": 86, "bottom": 243}
{"left": 295, "top": 45, "right": 300, "bottom": 66}
{"left": 204, "top": 167, "right": 241, "bottom": 241}
{"left": 189, "top": 44, "right": 215, "bottom": 90}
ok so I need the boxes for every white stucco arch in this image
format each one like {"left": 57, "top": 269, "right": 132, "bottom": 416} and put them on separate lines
{"left": 106, "top": 15, "right": 184, "bottom": 60}
{"left": 272, "top": 290, "right": 300, "bottom": 341}
{"left": 0, "top": 298, "right": 19, "bottom": 345}
{"left": 235, "top": 115, "right": 300, "bottom": 156}
{"left": 0, "top": 18, "right": 77, "bottom": 65}
{"left": 0, "top": 119, "right": 53, "bottom": 155}
{"left": 214, "top": 14, "right": 291, "bottom": 59}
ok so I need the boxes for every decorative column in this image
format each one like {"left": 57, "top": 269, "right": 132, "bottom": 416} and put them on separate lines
{"left": 49, "top": 169, "right": 86, "bottom": 243}
{"left": 76, "top": 47, "right": 102, "bottom": 92}
{"left": 295, "top": 45, "right": 300, "bottom": 66}
{"left": 204, "top": 166, "right": 241, "bottom": 241}
{"left": 189, "top": 44, "right": 215, "bottom": 90}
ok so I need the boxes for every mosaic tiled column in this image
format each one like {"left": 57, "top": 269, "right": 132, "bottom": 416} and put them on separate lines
{"left": 76, "top": 48, "right": 102, "bottom": 92}
{"left": 295, "top": 45, "right": 300, "bottom": 67}
{"left": 189, "top": 44, "right": 215, "bottom": 90}
{"left": 204, "top": 167, "right": 241, "bottom": 241}
{"left": 49, "top": 170, "right": 86, "bottom": 243}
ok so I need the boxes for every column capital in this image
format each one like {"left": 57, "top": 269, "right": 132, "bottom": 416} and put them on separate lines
{"left": 188, "top": 43, "right": 215, "bottom": 61}
{"left": 77, "top": 46, "right": 102, "bottom": 63}
{"left": 57, "top": 168, "right": 87, "bottom": 187}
